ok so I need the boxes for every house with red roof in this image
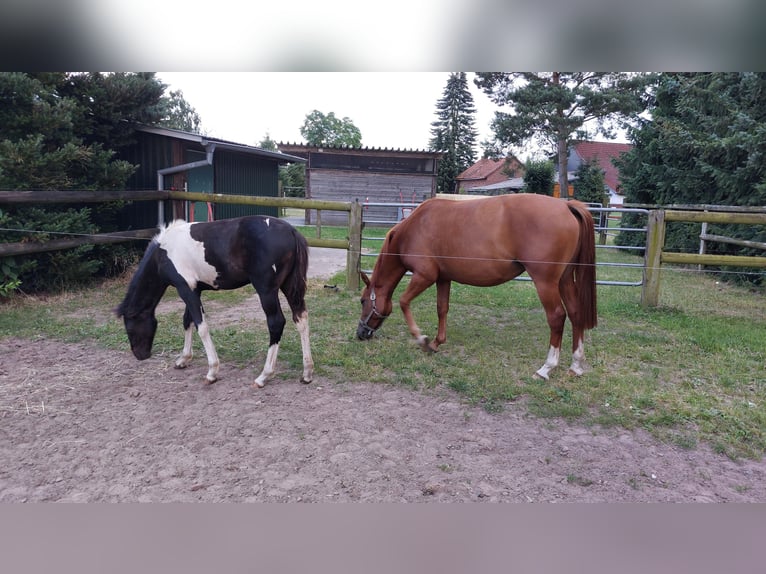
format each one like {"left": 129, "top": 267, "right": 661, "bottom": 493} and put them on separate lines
{"left": 568, "top": 140, "right": 633, "bottom": 204}
{"left": 455, "top": 155, "right": 525, "bottom": 194}
{"left": 456, "top": 142, "right": 632, "bottom": 202}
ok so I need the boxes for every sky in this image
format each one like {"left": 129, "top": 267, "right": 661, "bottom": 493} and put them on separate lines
{"left": 157, "top": 73, "right": 500, "bottom": 154}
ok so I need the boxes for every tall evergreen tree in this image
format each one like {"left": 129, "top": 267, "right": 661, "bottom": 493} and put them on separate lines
{"left": 429, "top": 73, "right": 478, "bottom": 193}
{"left": 615, "top": 72, "right": 766, "bottom": 279}
{"left": 0, "top": 72, "right": 194, "bottom": 292}
{"left": 475, "top": 73, "right": 651, "bottom": 199}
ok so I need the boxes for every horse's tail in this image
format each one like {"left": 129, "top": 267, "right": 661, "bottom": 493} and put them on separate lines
{"left": 285, "top": 227, "right": 310, "bottom": 321}
{"left": 568, "top": 201, "right": 598, "bottom": 330}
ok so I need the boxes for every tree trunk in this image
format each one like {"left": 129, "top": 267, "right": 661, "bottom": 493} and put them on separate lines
{"left": 552, "top": 72, "right": 569, "bottom": 200}
{"left": 557, "top": 136, "right": 569, "bottom": 199}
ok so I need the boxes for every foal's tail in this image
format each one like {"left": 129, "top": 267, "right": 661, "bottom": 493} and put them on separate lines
{"left": 284, "top": 228, "right": 310, "bottom": 321}
{"left": 568, "top": 201, "right": 598, "bottom": 330}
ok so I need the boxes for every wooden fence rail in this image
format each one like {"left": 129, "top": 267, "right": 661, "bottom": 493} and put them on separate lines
{"left": 3, "top": 191, "right": 763, "bottom": 299}
{"left": 0, "top": 190, "right": 364, "bottom": 290}
{"left": 642, "top": 208, "right": 766, "bottom": 306}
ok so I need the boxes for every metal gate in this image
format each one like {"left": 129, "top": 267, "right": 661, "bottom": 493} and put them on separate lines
{"left": 360, "top": 201, "right": 650, "bottom": 287}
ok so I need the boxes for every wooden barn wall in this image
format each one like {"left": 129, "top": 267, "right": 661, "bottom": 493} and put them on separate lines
{"left": 308, "top": 170, "right": 435, "bottom": 225}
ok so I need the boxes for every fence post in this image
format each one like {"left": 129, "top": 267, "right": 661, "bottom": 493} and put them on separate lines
{"left": 346, "top": 199, "right": 363, "bottom": 291}
{"left": 642, "top": 209, "right": 665, "bottom": 307}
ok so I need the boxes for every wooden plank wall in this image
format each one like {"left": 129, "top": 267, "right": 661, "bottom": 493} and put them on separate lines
{"left": 308, "top": 170, "right": 434, "bottom": 225}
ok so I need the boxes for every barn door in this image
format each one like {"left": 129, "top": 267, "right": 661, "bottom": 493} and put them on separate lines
{"left": 186, "top": 149, "right": 214, "bottom": 222}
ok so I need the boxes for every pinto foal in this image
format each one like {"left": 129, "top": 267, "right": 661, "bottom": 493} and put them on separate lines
{"left": 116, "top": 216, "right": 314, "bottom": 388}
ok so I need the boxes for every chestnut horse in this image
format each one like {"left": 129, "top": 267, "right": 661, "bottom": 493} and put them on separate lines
{"left": 356, "top": 194, "right": 597, "bottom": 379}
{"left": 116, "top": 215, "right": 314, "bottom": 388}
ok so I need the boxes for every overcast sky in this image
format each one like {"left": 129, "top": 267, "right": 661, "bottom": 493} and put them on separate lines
{"left": 157, "top": 72, "right": 500, "bottom": 153}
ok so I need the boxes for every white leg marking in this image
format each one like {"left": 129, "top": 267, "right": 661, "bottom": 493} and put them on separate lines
{"left": 175, "top": 324, "right": 194, "bottom": 368}
{"left": 197, "top": 318, "right": 220, "bottom": 383}
{"left": 265, "top": 218, "right": 270, "bottom": 227}
{"left": 295, "top": 311, "right": 314, "bottom": 383}
{"left": 535, "top": 345, "right": 560, "bottom": 380}
{"left": 568, "top": 338, "right": 586, "bottom": 376}
{"left": 254, "top": 343, "right": 279, "bottom": 388}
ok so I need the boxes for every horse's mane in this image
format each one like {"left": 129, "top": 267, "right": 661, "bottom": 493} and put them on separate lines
{"left": 154, "top": 219, "right": 188, "bottom": 243}
{"left": 115, "top": 241, "right": 161, "bottom": 318}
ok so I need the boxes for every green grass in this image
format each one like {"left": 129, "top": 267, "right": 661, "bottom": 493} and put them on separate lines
{"left": 1, "top": 229, "right": 765, "bottom": 460}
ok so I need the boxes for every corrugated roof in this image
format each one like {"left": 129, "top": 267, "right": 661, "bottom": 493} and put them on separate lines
{"left": 277, "top": 142, "right": 442, "bottom": 157}
{"left": 136, "top": 125, "right": 306, "bottom": 164}
{"left": 466, "top": 177, "right": 525, "bottom": 192}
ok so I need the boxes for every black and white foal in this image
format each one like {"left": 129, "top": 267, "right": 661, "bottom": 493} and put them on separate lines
{"left": 116, "top": 215, "right": 314, "bottom": 388}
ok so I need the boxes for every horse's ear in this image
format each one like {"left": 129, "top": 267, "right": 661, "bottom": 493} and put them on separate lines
{"left": 360, "top": 271, "right": 370, "bottom": 288}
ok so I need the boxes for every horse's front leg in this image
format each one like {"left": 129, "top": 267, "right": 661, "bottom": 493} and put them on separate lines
{"left": 175, "top": 286, "right": 219, "bottom": 384}
{"left": 175, "top": 308, "right": 194, "bottom": 369}
{"left": 431, "top": 280, "right": 451, "bottom": 351}
{"left": 196, "top": 317, "right": 220, "bottom": 384}
{"left": 398, "top": 274, "right": 436, "bottom": 353}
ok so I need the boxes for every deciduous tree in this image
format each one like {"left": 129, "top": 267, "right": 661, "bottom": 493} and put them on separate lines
{"left": 300, "top": 110, "right": 362, "bottom": 147}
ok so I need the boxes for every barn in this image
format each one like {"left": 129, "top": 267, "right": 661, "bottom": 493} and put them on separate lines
{"left": 277, "top": 143, "right": 442, "bottom": 225}
{"left": 118, "top": 125, "right": 305, "bottom": 229}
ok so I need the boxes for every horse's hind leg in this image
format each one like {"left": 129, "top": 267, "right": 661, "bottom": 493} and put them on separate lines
{"left": 289, "top": 307, "right": 313, "bottom": 384}
{"left": 559, "top": 271, "right": 587, "bottom": 376}
{"left": 253, "top": 289, "right": 286, "bottom": 388}
{"left": 532, "top": 281, "right": 567, "bottom": 380}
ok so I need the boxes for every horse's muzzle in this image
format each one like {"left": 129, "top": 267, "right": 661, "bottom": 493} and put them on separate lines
{"left": 131, "top": 346, "right": 152, "bottom": 361}
{"left": 356, "top": 321, "right": 376, "bottom": 340}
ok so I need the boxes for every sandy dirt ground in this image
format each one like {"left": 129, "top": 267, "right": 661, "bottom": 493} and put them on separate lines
{"left": 1, "top": 247, "right": 765, "bottom": 502}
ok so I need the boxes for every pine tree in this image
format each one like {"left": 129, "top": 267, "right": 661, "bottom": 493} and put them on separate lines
{"left": 615, "top": 72, "right": 766, "bottom": 280}
{"left": 0, "top": 72, "right": 186, "bottom": 292}
{"left": 475, "top": 73, "right": 651, "bottom": 199}
{"left": 429, "top": 73, "right": 478, "bottom": 193}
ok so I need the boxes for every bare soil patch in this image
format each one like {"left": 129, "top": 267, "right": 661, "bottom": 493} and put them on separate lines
{"left": 1, "top": 247, "right": 765, "bottom": 502}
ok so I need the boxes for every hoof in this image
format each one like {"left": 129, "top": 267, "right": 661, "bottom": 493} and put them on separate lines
{"left": 204, "top": 377, "right": 217, "bottom": 385}
{"left": 533, "top": 371, "right": 549, "bottom": 381}
{"left": 567, "top": 368, "right": 584, "bottom": 377}
{"left": 253, "top": 379, "right": 266, "bottom": 389}
{"left": 174, "top": 363, "right": 187, "bottom": 370}
{"left": 417, "top": 336, "right": 436, "bottom": 353}
{"left": 300, "top": 377, "right": 312, "bottom": 385}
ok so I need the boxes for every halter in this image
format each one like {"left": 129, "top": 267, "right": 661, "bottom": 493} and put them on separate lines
{"left": 358, "top": 287, "right": 390, "bottom": 338}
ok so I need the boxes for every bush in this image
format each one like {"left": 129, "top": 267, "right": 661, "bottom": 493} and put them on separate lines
{"left": 573, "top": 159, "right": 607, "bottom": 205}
{"left": 523, "top": 159, "right": 555, "bottom": 195}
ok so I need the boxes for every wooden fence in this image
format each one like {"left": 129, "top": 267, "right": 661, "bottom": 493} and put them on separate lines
{"left": 642, "top": 208, "right": 766, "bottom": 306}
{"left": 3, "top": 190, "right": 765, "bottom": 299}
{"left": 0, "top": 190, "right": 365, "bottom": 291}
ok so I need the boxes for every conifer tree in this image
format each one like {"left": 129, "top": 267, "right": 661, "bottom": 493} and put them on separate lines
{"left": 429, "top": 73, "right": 478, "bottom": 193}
{"left": 475, "top": 73, "right": 650, "bottom": 199}
{"left": 0, "top": 72, "right": 197, "bottom": 292}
